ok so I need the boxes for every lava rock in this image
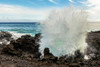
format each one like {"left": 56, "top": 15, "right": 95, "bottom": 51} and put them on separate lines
{"left": 0, "top": 31, "right": 13, "bottom": 45}
{"left": 42, "top": 48, "right": 58, "bottom": 63}
{"left": 73, "top": 50, "right": 84, "bottom": 62}
{"left": 2, "top": 33, "right": 41, "bottom": 60}
{"left": 69, "top": 63, "right": 80, "bottom": 67}
{"left": 0, "top": 31, "right": 12, "bottom": 40}
{"left": 44, "top": 48, "right": 53, "bottom": 57}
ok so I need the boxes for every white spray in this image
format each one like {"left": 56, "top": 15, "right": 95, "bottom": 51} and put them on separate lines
{"left": 40, "top": 6, "right": 88, "bottom": 57}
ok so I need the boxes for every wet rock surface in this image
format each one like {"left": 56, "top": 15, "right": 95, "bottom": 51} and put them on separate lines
{"left": 0, "top": 31, "right": 13, "bottom": 45}
{"left": 0, "top": 31, "right": 12, "bottom": 40}
{"left": 41, "top": 48, "right": 58, "bottom": 63}
{"left": 87, "top": 31, "right": 100, "bottom": 55}
{"left": 2, "top": 33, "right": 41, "bottom": 59}
{"left": 0, "top": 31, "right": 100, "bottom": 67}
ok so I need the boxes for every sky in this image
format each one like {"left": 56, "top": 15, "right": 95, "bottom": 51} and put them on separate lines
{"left": 0, "top": 0, "right": 100, "bottom": 22}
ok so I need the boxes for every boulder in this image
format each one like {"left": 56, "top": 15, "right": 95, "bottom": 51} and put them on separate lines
{"left": 44, "top": 48, "right": 53, "bottom": 57}
{"left": 42, "top": 48, "right": 58, "bottom": 63}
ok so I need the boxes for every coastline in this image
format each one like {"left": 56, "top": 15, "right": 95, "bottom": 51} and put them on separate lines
{"left": 0, "top": 31, "right": 100, "bottom": 67}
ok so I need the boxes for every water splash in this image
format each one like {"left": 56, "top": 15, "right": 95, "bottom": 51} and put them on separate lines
{"left": 40, "top": 6, "right": 88, "bottom": 57}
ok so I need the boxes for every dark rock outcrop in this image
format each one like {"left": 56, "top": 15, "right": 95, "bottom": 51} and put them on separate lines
{"left": 41, "top": 48, "right": 58, "bottom": 63}
{"left": 1, "top": 31, "right": 100, "bottom": 67}
{"left": 0, "top": 31, "right": 13, "bottom": 45}
{"left": 0, "top": 31, "right": 12, "bottom": 41}
{"left": 73, "top": 50, "right": 84, "bottom": 62}
{"left": 86, "top": 31, "right": 100, "bottom": 55}
{"left": 44, "top": 48, "right": 54, "bottom": 57}
{"left": 2, "top": 33, "right": 41, "bottom": 60}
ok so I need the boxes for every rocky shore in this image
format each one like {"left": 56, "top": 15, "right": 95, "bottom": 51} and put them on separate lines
{"left": 0, "top": 31, "right": 100, "bottom": 67}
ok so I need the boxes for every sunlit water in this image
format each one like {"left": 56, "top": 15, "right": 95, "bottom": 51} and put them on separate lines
{"left": 0, "top": 22, "right": 41, "bottom": 38}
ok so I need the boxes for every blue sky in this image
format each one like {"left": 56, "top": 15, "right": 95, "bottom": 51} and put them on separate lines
{"left": 0, "top": 0, "right": 99, "bottom": 22}
{"left": 0, "top": 0, "right": 86, "bottom": 8}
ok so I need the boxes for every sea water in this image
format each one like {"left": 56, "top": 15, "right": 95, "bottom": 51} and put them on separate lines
{"left": 0, "top": 22, "right": 41, "bottom": 37}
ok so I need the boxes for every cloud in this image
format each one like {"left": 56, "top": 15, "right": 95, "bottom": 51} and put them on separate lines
{"left": 69, "top": 0, "right": 74, "bottom": 3}
{"left": 0, "top": 4, "right": 50, "bottom": 22}
{"left": 85, "top": 0, "right": 100, "bottom": 22}
{"left": 49, "top": 0, "right": 58, "bottom": 4}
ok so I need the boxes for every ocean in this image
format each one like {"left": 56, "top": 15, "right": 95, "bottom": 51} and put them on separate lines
{"left": 0, "top": 22, "right": 41, "bottom": 37}
{"left": 0, "top": 22, "right": 100, "bottom": 38}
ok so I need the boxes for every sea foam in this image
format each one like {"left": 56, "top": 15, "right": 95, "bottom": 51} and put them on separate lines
{"left": 40, "top": 6, "right": 88, "bottom": 57}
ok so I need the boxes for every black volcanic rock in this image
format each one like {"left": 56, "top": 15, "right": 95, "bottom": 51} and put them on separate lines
{"left": 44, "top": 48, "right": 53, "bottom": 57}
{"left": 73, "top": 50, "right": 84, "bottom": 62}
{"left": 87, "top": 31, "right": 100, "bottom": 54}
{"left": 2, "top": 33, "right": 41, "bottom": 60}
{"left": 0, "top": 31, "right": 13, "bottom": 45}
{"left": 92, "top": 38, "right": 100, "bottom": 51}
{"left": 1, "top": 31, "right": 100, "bottom": 67}
{"left": 0, "top": 31, "right": 12, "bottom": 40}
{"left": 42, "top": 48, "right": 58, "bottom": 63}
